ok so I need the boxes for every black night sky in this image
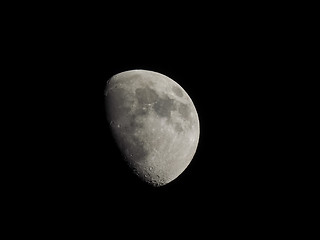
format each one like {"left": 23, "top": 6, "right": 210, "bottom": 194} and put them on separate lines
{"left": 53, "top": 31, "right": 287, "bottom": 225}
{"left": 18, "top": 5, "right": 299, "bottom": 235}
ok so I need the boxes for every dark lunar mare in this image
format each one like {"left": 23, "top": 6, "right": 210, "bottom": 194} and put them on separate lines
{"left": 135, "top": 85, "right": 179, "bottom": 121}
{"left": 153, "top": 96, "right": 176, "bottom": 119}
{"left": 134, "top": 84, "right": 194, "bottom": 132}
{"left": 178, "top": 102, "right": 191, "bottom": 120}
{"left": 135, "top": 86, "right": 158, "bottom": 105}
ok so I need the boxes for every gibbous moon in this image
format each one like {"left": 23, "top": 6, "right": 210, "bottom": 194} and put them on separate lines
{"left": 105, "top": 70, "right": 200, "bottom": 187}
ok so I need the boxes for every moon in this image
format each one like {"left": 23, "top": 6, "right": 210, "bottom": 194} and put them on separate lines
{"left": 105, "top": 69, "right": 200, "bottom": 187}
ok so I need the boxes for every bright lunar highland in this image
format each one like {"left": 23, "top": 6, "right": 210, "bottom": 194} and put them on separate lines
{"left": 105, "top": 70, "right": 200, "bottom": 187}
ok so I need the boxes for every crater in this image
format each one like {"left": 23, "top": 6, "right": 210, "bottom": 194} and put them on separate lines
{"left": 153, "top": 96, "right": 177, "bottom": 119}
{"left": 172, "top": 85, "right": 184, "bottom": 97}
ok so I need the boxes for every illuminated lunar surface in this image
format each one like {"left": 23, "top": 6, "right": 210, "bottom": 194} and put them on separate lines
{"left": 105, "top": 70, "right": 200, "bottom": 187}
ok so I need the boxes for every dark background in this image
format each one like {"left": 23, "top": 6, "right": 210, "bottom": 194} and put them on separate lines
{"left": 49, "top": 29, "right": 286, "bottom": 229}
{"left": 12, "top": 4, "right": 301, "bottom": 236}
